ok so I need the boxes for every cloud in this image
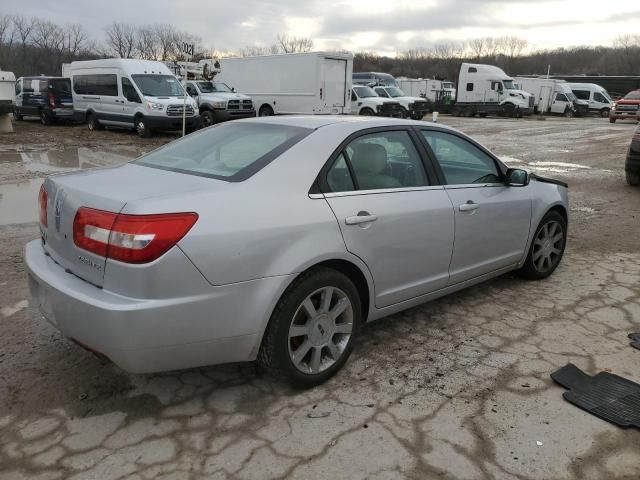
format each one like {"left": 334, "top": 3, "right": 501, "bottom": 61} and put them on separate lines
{"left": 3, "top": 0, "right": 640, "bottom": 53}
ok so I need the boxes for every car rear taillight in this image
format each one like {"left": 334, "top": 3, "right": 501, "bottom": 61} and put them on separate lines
{"left": 38, "top": 184, "right": 48, "bottom": 227}
{"left": 73, "top": 208, "right": 198, "bottom": 264}
{"left": 48, "top": 92, "right": 56, "bottom": 108}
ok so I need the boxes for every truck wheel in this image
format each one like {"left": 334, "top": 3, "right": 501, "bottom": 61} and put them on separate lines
{"left": 14, "top": 110, "right": 23, "bottom": 121}
{"left": 627, "top": 171, "right": 640, "bottom": 186}
{"left": 259, "top": 105, "right": 274, "bottom": 117}
{"left": 451, "top": 106, "right": 461, "bottom": 117}
{"left": 463, "top": 107, "right": 474, "bottom": 118}
{"left": 564, "top": 108, "right": 575, "bottom": 118}
{"left": 479, "top": 112, "right": 488, "bottom": 118}
{"left": 135, "top": 115, "right": 152, "bottom": 138}
{"left": 600, "top": 108, "right": 610, "bottom": 118}
{"left": 87, "top": 112, "right": 103, "bottom": 131}
{"left": 359, "top": 108, "right": 374, "bottom": 116}
{"left": 609, "top": 118, "right": 616, "bottom": 124}
{"left": 40, "top": 111, "right": 52, "bottom": 126}
{"left": 201, "top": 110, "right": 215, "bottom": 128}
{"left": 399, "top": 107, "right": 408, "bottom": 119}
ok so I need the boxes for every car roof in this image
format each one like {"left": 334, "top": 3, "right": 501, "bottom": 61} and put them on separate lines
{"left": 234, "top": 115, "right": 454, "bottom": 131}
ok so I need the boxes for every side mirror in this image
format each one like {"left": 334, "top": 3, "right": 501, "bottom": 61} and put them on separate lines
{"left": 506, "top": 168, "right": 529, "bottom": 187}
{"left": 231, "top": 87, "right": 235, "bottom": 93}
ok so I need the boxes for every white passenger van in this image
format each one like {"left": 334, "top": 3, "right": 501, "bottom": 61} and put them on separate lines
{"left": 567, "top": 83, "right": 613, "bottom": 117}
{"left": 64, "top": 59, "right": 200, "bottom": 137}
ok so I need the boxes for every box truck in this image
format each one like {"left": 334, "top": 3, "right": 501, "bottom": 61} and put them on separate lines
{"left": 453, "top": 63, "right": 534, "bottom": 117}
{"left": 213, "top": 52, "right": 353, "bottom": 116}
{"left": 515, "top": 77, "right": 588, "bottom": 116}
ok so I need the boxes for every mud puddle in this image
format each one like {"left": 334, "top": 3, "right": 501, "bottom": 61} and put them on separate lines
{"left": 0, "top": 178, "right": 43, "bottom": 225}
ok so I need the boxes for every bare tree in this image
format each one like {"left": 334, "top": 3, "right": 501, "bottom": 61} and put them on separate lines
{"left": 135, "top": 26, "right": 160, "bottom": 60}
{"left": 467, "top": 38, "right": 486, "bottom": 62}
{"left": 13, "top": 15, "right": 36, "bottom": 71}
{"left": 155, "top": 24, "right": 178, "bottom": 61}
{"left": 614, "top": 34, "right": 640, "bottom": 74}
{"left": 276, "top": 34, "right": 313, "bottom": 53}
{"left": 105, "top": 22, "right": 136, "bottom": 58}
{"left": 63, "top": 24, "right": 89, "bottom": 59}
{"left": 0, "top": 14, "right": 16, "bottom": 65}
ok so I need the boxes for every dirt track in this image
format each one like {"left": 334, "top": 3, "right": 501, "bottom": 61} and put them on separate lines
{"left": 1, "top": 116, "right": 639, "bottom": 479}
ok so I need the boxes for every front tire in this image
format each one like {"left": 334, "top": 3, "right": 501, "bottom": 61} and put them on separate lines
{"left": 517, "top": 211, "right": 567, "bottom": 280}
{"left": 258, "top": 267, "right": 361, "bottom": 388}
{"left": 40, "top": 111, "right": 52, "bottom": 126}
{"left": 359, "top": 107, "right": 374, "bottom": 116}
{"left": 259, "top": 105, "right": 274, "bottom": 117}
{"left": 609, "top": 117, "right": 616, "bottom": 124}
{"left": 600, "top": 108, "right": 610, "bottom": 118}
{"left": 135, "top": 115, "right": 151, "bottom": 138}
{"left": 14, "top": 110, "right": 23, "bottom": 121}
{"left": 200, "top": 110, "right": 215, "bottom": 128}
{"left": 627, "top": 171, "right": 640, "bottom": 186}
{"left": 564, "top": 108, "right": 575, "bottom": 118}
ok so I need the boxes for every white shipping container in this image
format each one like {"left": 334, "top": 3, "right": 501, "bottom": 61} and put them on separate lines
{"left": 215, "top": 52, "right": 353, "bottom": 115}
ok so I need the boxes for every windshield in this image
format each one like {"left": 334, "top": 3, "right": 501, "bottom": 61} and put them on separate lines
{"left": 385, "top": 87, "right": 406, "bottom": 97}
{"left": 503, "top": 80, "right": 517, "bottom": 90}
{"left": 624, "top": 91, "right": 640, "bottom": 100}
{"left": 197, "top": 81, "right": 232, "bottom": 93}
{"left": 135, "top": 123, "right": 311, "bottom": 181}
{"left": 353, "top": 86, "right": 378, "bottom": 98}
{"left": 132, "top": 74, "right": 184, "bottom": 97}
{"left": 601, "top": 90, "right": 612, "bottom": 102}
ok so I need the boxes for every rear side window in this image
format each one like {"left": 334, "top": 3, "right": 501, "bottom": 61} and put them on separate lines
{"left": 572, "top": 90, "right": 590, "bottom": 100}
{"left": 326, "top": 130, "right": 429, "bottom": 192}
{"left": 73, "top": 74, "right": 118, "bottom": 96}
{"left": 136, "top": 123, "right": 312, "bottom": 181}
{"left": 466, "top": 83, "right": 474, "bottom": 92}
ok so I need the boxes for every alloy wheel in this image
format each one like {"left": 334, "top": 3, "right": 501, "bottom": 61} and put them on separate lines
{"left": 288, "top": 287, "right": 353, "bottom": 374}
{"left": 532, "top": 220, "right": 564, "bottom": 273}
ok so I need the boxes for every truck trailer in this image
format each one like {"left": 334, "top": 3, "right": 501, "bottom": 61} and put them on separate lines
{"left": 215, "top": 52, "right": 353, "bottom": 116}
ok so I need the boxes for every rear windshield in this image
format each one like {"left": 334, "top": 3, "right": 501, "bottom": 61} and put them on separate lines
{"left": 135, "top": 123, "right": 312, "bottom": 181}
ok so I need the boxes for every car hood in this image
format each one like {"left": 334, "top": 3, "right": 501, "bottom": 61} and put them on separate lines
{"left": 617, "top": 99, "right": 640, "bottom": 105}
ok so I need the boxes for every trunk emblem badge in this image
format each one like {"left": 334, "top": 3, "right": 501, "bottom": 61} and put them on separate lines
{"left": 54, "top": 191, "right": 66, "bottom": 232}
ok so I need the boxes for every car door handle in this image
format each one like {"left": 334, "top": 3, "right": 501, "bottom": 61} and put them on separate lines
{"left": 345, "top": 213, "right": 378, "bottom": 225}
{"left": 459, "top": 201, "right": 480, "bottom": 212}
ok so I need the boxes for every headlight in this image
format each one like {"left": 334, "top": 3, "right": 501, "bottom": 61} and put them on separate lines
{"left": 145, "top": 102, "right": 165, "bottom": 111}
{"left": 212, "top": 101, "right": 226, "bottom": 109}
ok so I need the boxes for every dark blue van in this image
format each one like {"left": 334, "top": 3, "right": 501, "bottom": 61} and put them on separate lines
{"left": 15, "top": 76, "right": 73, "bottom": 125}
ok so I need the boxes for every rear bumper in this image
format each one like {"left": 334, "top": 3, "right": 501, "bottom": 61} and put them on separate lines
{"left": 25, "top": 240, "right": 289, "bottom": 373}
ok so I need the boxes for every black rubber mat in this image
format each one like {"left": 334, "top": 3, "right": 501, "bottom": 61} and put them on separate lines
{"left": 629, "top": 333, "right": 640, "bottom": 351}
{"left": 551, "top": 363, "right": 640, "bottom": 428}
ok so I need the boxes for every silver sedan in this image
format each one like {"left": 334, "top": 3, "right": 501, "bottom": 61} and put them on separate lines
{"left": 26, "top": 116, "right": 568, "bottom": 387}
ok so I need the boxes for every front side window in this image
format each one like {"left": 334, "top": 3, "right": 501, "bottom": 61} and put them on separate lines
{"left": 556, "top": 93, "right": 568, "bottom": 102}
{"left": 353, "top": 86, "right": 377, "bottom": 98}
{"left": 374, "top": 87, "right": 389, "bottom": 97}
{"left": 122, "top": 77, "right": 140, "bottom": 103}
{"left": 15, "top": 81, "right": 21, "bottom": 95}
{"left": 23, "top": 79, "right": 33, "bottom": 92}
{"left": 421, "top": 130, "right": 502, "bottom": 185}
{"left": 136, "top": 123, "right": 311, "bottom": 181}
{"left": 326, "top": 131, "right": 429, "bottom": 192}
{"left": 131, "top": 75, "right": 184, "bottom": 97}
{"left": 384, "top": 87, "right": 405, "bottom": 97}
{"left": 197, "top": 81, "right": 232, "bottom": 93}
{"left": 594, "top": 92, "right": 607, "bottom": 103}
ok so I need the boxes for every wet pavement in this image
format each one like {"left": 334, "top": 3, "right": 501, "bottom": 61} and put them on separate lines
{"left": 0, "top": 116, "right": 639, "bottom": 479}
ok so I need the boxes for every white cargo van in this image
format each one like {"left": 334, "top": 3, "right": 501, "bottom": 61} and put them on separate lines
{"left": 455, "top": 63, "right": 534, "bottom": 117}
{"left": 567, "top": 83, "right": 613, "bottom": 117}
{"left": 214, "top": 52, "right": 353, "bottom": 116}
{"left": 515, "top": 77, "right": 588, "bottom": 116}
{"left": 65, "top": 59, "right": 199, "bottom": 137}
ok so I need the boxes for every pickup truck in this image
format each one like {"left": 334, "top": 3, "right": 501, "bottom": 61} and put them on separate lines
{"left": 351, "top": 86, "right": 403, "bottom": 117}
{"left": 610, "top": 90, "right": 640, "bottom": 123}
{"left": 185, "top": 80, "right": 255, "bottom": 127}
{"left": 373, "top": 86, "right": 431, "bottom": 120}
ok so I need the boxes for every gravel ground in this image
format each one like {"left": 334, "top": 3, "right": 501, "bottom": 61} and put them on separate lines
{"left": 1, "top": 115, "right": 639, "bottom": 480}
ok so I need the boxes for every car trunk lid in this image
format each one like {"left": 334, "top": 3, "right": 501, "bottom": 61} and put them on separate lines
{"left": 41, "top": 163, "right": 220, "bottom": 287}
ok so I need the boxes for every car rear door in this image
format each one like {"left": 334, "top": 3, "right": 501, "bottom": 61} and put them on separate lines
{"left": 418, "top": 128, "right": 532, "bottom": 285}
{"left": 322, "top": 127, "right": 454, "bottom": 308}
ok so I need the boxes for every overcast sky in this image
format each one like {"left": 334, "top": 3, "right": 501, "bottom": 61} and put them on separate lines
{"left": 5, "top": 0, "right": 640, "bottom": 55}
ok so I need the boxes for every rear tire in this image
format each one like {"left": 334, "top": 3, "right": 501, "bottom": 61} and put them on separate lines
{"left": 259, "top": 105, "right": 274, "bottom": 117}
{"left": 517, "top": 211, "right": 567, "bottom": 280}
{"left": 258, "top": 267, "right": 361, "bottom": 388}
{"left": 40, "top": 111, "right": 52, "bottom": 126}
{"left": 627, "top": 171, "right": 640, "bottom": 186}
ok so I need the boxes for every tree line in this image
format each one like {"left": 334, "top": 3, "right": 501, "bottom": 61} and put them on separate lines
{"left": 0, "top": 12, "right": 638, "bottom": 81}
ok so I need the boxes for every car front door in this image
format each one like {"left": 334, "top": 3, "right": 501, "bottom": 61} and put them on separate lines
{"left": 419, "top": 129, "right": 532, "bottom": 285}
{"left": 551, "top": 92, "right": 569, "bottom": 114}
{"left": 121, "top": 76, "right": 141, "bottom": 126}
{"left": 322, "top": 128, "right": 454, "bottom": 308}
